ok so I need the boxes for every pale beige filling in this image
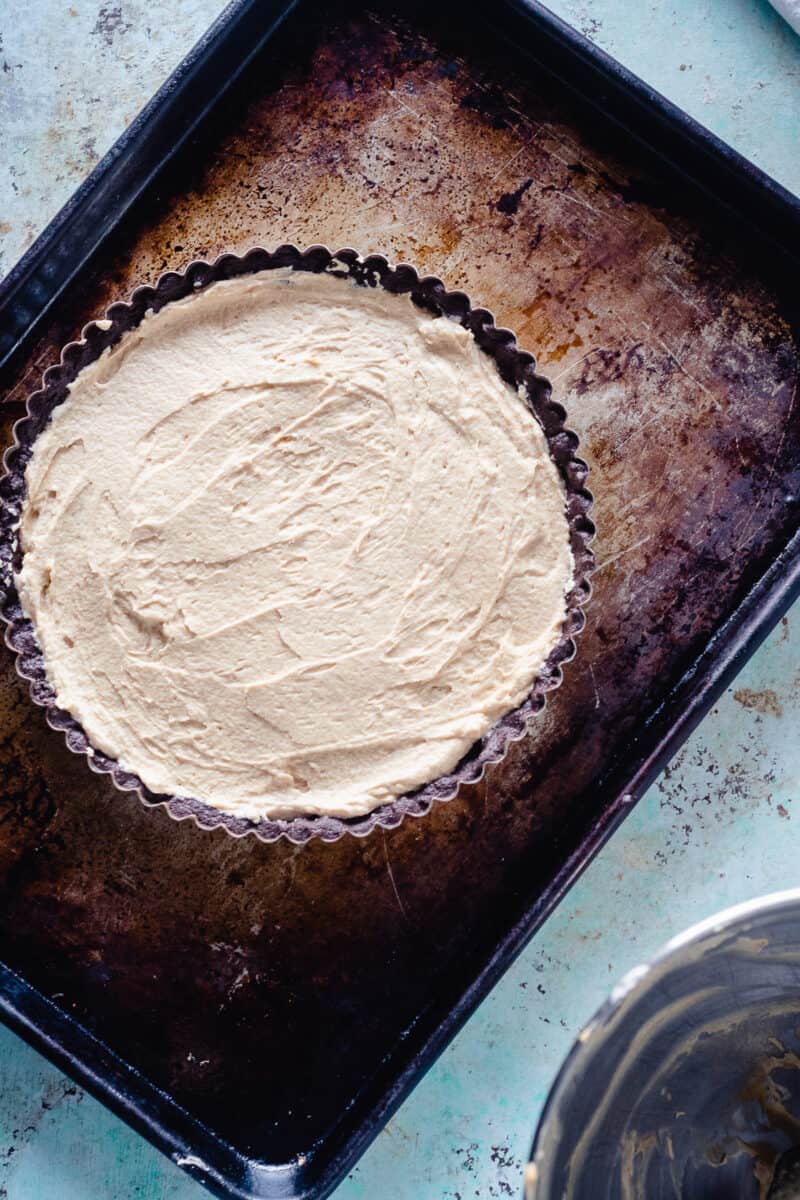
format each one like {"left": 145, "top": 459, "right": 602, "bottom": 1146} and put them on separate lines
{"left": 17, "top": 268, "right": 573, "bottom": 820}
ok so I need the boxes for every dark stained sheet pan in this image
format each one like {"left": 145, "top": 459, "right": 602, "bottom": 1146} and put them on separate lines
{"left": 0, "top": 2, "right": 798, "bottom": 1197}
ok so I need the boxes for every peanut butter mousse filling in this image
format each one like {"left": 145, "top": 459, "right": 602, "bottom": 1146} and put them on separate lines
{"left": 17, "top": 268, "right": 573, "bottom": 820}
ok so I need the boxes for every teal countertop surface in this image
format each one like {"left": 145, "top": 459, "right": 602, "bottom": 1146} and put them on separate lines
{"left": 0, "top": 2, "right": 798, "bottom": 1197}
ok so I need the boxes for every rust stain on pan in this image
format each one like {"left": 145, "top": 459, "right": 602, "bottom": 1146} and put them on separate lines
{"left": 0, "top": 0, "right": 797, "bottom": 1161}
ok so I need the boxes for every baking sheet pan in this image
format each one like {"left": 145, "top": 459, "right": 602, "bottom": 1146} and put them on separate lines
{"left": 0, "top": 1, "right": 798, "bottom": 1197}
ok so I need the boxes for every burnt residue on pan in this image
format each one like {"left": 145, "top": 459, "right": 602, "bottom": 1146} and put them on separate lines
{"left": 0, "top": 0, "right": 797, "bottom": 1164}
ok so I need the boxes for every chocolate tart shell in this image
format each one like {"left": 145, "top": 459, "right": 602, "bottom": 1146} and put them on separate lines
{"left": 0, "top": 245, "right": 594, "bottom": 843}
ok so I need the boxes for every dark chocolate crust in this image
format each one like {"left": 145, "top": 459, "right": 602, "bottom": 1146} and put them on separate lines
{"left": 0, "top": 245, "right": 594, "bottom": 842}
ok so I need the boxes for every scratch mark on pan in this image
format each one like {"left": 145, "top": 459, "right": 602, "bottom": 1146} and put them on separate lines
{"left": 588, "top": 663, "right": 601, "bottom": 710}
{"left": 734, "top": 374, "right": 798, "bottom": 552}
{"left": 387, "top": 90, "right": 441, "bottom": 142}
{"left": 548, "top": 347, "right": 611, "bottom": 385}
{"left": 645, "top": 326, "right": 715, "bottom": 401}
{"left": 487, "top": 144, "right": 528, "bottom": 184}
{"left": 659, "top": 273, "right": 708, "bottom": 315}
{"left": 535, "top": 122, "right": 586, "bottom": 164}
{"left": 549, "top": 229, "right": 581, "bottom": 259}
{"left": 382, "top": 830, "right": 410, "bottom": 923}
{"left": 767, "top": 374, "right": 798, "bottom": 497}
{"left": 338, "top": 192, "right": 386, "bottom": 215}
{"left": 456, "top": 70, "right": 538, "bottom": 133}
{"left": 593, "top": 532, "right": 654, "bottom": 576}
{"left": 616, "top": 485, "right": 660, "bottom": 521}
{"left": 616, "top": 409, "right": 664, "bottom": 451}
{"left": 281, "top": 847, "right": 300, "bottom": 901}
{"left": 547, "top": 183, "right": 632, "bottom": 226}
